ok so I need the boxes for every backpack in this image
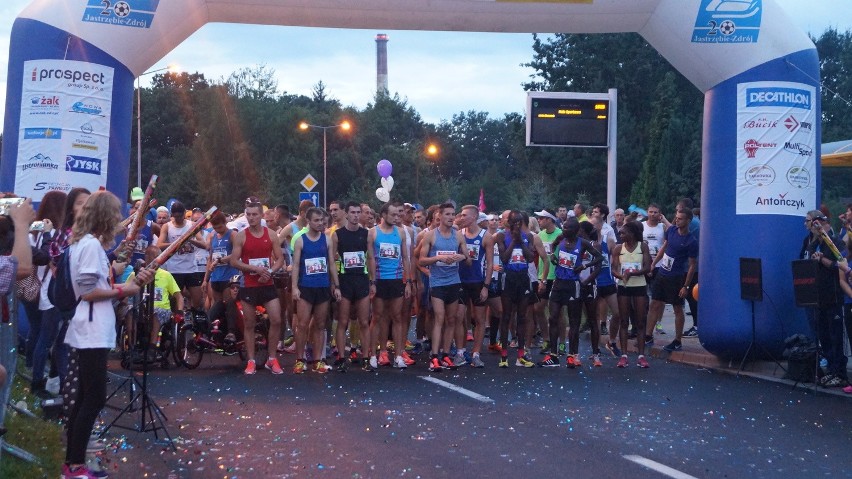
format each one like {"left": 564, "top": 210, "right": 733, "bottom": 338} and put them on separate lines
{"left": 47, "top": 247, "right": 80, "bottom": 313}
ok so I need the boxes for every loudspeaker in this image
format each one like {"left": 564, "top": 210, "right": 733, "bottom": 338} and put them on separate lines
{"left": 792, "top": 260, "right": 819, "bottom": 307}
{"left": 739, "top": 257, "right": 763, "bottom": 302}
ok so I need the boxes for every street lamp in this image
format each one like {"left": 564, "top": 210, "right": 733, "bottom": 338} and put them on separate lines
{"left": 298, "top": 120, "right": 352, "bottom": 207}
{"left": 136, "top": 64, "right": 179, "bottom": 187}
{"left": 416, "top": 142, "right": 439, "bottom": 203}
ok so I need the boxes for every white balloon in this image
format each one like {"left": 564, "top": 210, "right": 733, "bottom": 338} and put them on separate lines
{"left": 375, "top": 187, "right": 390, "bottom": 202}
{"left": 381, "top": 175, "right": 394, "bottom": 192}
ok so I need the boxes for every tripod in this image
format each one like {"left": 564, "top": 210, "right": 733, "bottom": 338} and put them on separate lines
{"left": 101, "top": 282, "right": 175, "bottom": 450}
{"left": 736, "top": 300, "right": 787, "bottom": 377}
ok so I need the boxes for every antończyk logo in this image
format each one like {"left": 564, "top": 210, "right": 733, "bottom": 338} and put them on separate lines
{"left": 754, "top": 192, "right": 805, "bottom": 210}
{"left": 783, "top": 142, "right": 813, "bottom": 157}
{"left": 746, "top": 87, "right": 811, "bottom": 109}
{"left": 65, "top": 155, "right": 102, "bottom": 175}
{"left": 22, "top": 153, "right": 58, "bottom": 171}
{"left": 743, "top": 139, "right": 777, "bottom": 159}
{"left": 783, "top": 115, "right": 813, "bottom": 134}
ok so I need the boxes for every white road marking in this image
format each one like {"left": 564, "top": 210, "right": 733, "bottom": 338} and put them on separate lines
{"left": 419, "top": 376, "right": 495, "bottom": 403}
{"left": 622, "top": 455, "right": 699, "bottom": 479}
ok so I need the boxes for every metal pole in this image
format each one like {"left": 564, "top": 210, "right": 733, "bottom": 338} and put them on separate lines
{"left": 322, "top": 127, "right": 327, "bottom": 208}
{"left": 607, "top": 88, "right": 618, "bottom": 210}
{"left": 137, "top": 77, "right": 142, "bottom": 189}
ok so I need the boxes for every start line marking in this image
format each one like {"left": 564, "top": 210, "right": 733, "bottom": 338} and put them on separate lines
{"left": 419, "top": 376, "right": 495, "bottom": 403}
{"left": 623, "top": 455, "right": 699, "bottom": 479}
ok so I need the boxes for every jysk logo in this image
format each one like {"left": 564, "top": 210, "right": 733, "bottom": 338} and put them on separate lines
{"left": 783, "top": 142, "right": 813, "bottom": 157}
{"left": 22, "top": 153, "right": 58, "bottom": 171}
{"left": 82, "top": 0, "right": 160, "bottom": 29}
{"left": 783, "top": 115, "right": 813, "bottom": 134}
{"left": 65, "top": 155, "right": 102, "bottom": 175}
{"left": 743, "top": 139, "right": 777, "bottom": 159}
{"left": 24, "top": 128, "right": 62, "bottom": 140}
{"left": 746, "top": 87, "right": 811, "bottom": 109}
{"left": 693, "top": 0, "right": 762, "bottom": 44}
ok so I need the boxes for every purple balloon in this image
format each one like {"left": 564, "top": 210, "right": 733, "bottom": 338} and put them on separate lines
{"left": 377, "top": 159, "right": 393, "bottom": 178}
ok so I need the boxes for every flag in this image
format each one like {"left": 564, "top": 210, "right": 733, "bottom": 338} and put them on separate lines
{"left": 478, "top": 189, "right": 486, "bottom": 212}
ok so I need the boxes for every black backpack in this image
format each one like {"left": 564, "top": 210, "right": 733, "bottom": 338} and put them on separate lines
{"left": 47, "top": 248, "right": 80, "bottom": 313}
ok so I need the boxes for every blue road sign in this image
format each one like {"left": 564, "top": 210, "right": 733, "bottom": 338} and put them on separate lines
{"left": 299, "top": 191, "right": 319, "bottom": 206}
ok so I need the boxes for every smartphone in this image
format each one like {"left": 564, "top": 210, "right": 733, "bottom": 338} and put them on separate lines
{"left": 0, "top": 197, "right": 26, "bottom": 216}
{"left": 30, "top": 221, "right": 45, "bottom": 232}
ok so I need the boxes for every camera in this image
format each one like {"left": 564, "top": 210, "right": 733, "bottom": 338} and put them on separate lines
{"left": 0, "top": 197, "right": 25, "bottom": 216}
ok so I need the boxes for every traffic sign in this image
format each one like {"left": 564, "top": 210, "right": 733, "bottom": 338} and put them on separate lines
{"left": 299, "top": 191, "right": 319, "bottom": 206}
{"left": 300, "top": 174, "right": 318, "bottom": 191}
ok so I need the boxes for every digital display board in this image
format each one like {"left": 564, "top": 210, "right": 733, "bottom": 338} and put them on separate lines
{"left": 526, "top": 94, "right": 611, "bottom": 148}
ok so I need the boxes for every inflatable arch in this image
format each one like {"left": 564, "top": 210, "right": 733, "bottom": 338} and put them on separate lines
{"left": 1, "top": 0, "right": 820, "bottom": 358}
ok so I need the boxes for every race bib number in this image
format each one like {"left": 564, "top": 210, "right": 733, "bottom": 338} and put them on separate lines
{"left": 305, "top": 257, "right": 328, "bottom": 275}
{"left": 133, "top": 238, "right": 149, "bottom": 254}
{"left": 468, "top": 244, "right": 480, "bottom": 261}
{"left": 621, "top": 262, "right": 641, "bottom": 275}
{"left": 509, "top": 248, "right": 525, "bottom": 265}
{"left": 379, "top": 243, "right": 400, "bottom": 259}
{"left": 212, "top": 249, "right": 226, "bottom": 266}
{"left": 543, "top": 243, "right": 552, "bottom": 255}
{"left": 659, "top": 253, "right": 675, "bottom": 272}
{"left": 195, "top": 250, "right": 208, "bottom": 267}
{"left": 437, "top": 250, "right": 457, "bottom": 266}
{"left": 249, "top": 257, "right": 270, "bottom": 275}
{"left": 558, "top": 250, "right": 577, "bottom": 269}
{"left": 343, "top": 251, "right": 366, "bottom": 268}
{"left": 154, "top": 287, "right": 164, "bottom": 303}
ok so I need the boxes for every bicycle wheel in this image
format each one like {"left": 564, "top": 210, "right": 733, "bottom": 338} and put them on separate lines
{"left": 175, "top": 323, "right": 203, "bottom": 369}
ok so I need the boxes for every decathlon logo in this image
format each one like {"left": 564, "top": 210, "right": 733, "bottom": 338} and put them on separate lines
{"left": 746, "top": 87, "right": 811, "bottom": 109}
{"left": 65, "top": 155, "right": 102, "bottom": 175}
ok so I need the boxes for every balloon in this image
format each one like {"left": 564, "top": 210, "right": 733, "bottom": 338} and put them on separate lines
{"left": 381, "top": 175, "right": 394, "bottom": 192}
{"left": 692, "top": 283, "right": 698, "bottom": 301}
{"left": 375, "top": 187, "right": 390, "bottom": 202}
{"left": 377, "top": 159, "right": 393, "bottom": 178}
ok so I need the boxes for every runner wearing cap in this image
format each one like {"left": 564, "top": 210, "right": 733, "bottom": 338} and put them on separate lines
{"left": 533, "top": 208, "right": 562, "bottom": 354}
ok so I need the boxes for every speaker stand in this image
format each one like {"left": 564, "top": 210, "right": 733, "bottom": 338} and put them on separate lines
{"left": 737, "top": 300, "right": 787, "bottom": 377}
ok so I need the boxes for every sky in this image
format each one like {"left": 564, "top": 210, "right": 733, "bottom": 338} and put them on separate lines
{"left": 0, "top": 1, "right": 850, "bottom": 127}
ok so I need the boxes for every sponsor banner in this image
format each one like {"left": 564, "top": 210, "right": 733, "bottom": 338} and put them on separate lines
{"left": 16, "top": 60, "right": 113, "bottom": 200}
{"left": 736, "top": 81, "right": 816, "bottom": 216}
{"left": 82, "top": 0, "right": 161, "bottom": 29}
{"left": 692, "top": 0, "right": 762, "bottom": 44}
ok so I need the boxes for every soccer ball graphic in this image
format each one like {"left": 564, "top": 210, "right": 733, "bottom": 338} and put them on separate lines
{"left": 113, "top": 1, "right": 131, "bottom": 18}
{"left": 719, "top": 20, "right": 736, "bottom": 35}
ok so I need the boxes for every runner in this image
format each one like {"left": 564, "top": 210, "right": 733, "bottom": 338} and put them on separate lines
{"left": 204, "top": 211, "right": 241, "bottom": 342}
{"left": 157, "top": 202, "right": 207, "bottom": 311}
{"left": 533, "top": 209, "right": 562, "bottom": 354}
{"left": 611, "top": 220, "right": 652, "bottom": 368}
{"left": 230, "top": 200, "right": 287, "bottom": 375}
{"left": 456, "top": 207, "right": 494, "bottom": 368}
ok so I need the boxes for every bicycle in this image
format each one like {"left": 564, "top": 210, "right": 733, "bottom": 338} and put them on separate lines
{"left": 174, "top": 305, "right": 270, "bottom": 369}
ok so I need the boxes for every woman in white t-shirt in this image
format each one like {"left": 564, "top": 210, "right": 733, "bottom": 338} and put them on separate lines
{"left": 61, "top": 191, "right": 154, "bottom": 479}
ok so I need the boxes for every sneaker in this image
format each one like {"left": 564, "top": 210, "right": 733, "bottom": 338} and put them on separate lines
{"left": 428, "top": 357, "right": 443, "bottom": 372}
{"left": 604, "top": 342, "right": 622, "bottom": 357}
{"left": 463, "top": 350, "right": 473, "bottom": 365}
{"left": 405, "top": 340, "right": 415, "bottom": 351}
{"left": 843, "top": 385, "right": 852, "bottom": 394}
{"left": 466, "top": 330, "right": 474, "bottom": 342}
{"left": 313, "top": 360, "right": 330, "bottom": 374}
{"left": 282, "top": 335, "right": 295, "bottom": 347}
{"left": 538, "top": 354, "right": 560, "bottom": 368}
{"left": 488, "top": 343, "right": 503, "bottom": 353}
{"left": 225, "top": 333, "right": 237, "bottom": 344}
{"left": 617, "top": 355, "right": 629, "bottom": 368}
{"left": 401, "top": 351, "right": 416, "bottom": 366}
{"left": 410, "top": 342, "right": 424, "bottom": 355}
{"left": 46, "top": 376, "right": 61, "bottom": 396}
{"left": 645, "top": 338, "right": 655, "bottom": 347}
{"left": 334, "top": 358, "right": 348, "bottom": 373}
{"left": 244, "top": 360, "right": 257, "bottom": 375}
{"left": 557, "top": 343, "right": 567, "bottom": 356}
{"left": 822, "top": 375, "right": 847, "bottom": 388}
{"left": 378, "top": 351, "right": 392, "bottom": 367}
{"left": 265, "top": 358, "right": 284, "bottom": 375}
{"left": 283, "top": 342, "right": 296, "bottom": 354}
{"left": 441, "top": 356, "right": 458, "bottom": 370}
{"left": 363, "top": 356, "right": 377, "bottom": 372}
{"left": 293, "top": 360, "right": 308, "bottom": 374}
{"left": 453, "top": 352, "right": 467, "bottom": 367}
{"left": 498, "top": 357, "right": 509, "bottom": 368}
{"left": 393, "top": 356, "right": 408, "bottom": 369}
{"left": 637, "top": 355, "right": 650, "bottom": 368}
{"left": 516, "top": 356, "right": 535, "bottom": 368}
{"left": 655, "top": 323, "right": 666, "bottom": 335}
{"left": 86, "top": 437, "right": 106, "bottom": 453}
{"left": 470, "top": 355, "right": 486, "bottom": 368}
{"left": 663, "top": 340, "right": 682, "bottom": 352}
{"left": 566, "top": 355, "right": 578, "bottom": 369}
{"left": 276, "top": 340, "right": 286, "bottom": 352}
{"left": 539, "top": 341, "right": 549, "bottom": 353}
{"left": 683, "top": 326, "right": 699, "bottom": 338}
{"left": 592, "top": 354, "right": 603, "bottom": 367}
{"left": 62, "top": 464, "right": 102, "bottom": 479}
{"left": 349, "top": 348, "right": 360, "bottom": 364}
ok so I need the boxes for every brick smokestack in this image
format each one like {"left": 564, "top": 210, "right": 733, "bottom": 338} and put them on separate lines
{"left": 375, "top": 33, "right": 389, "bottom": 95}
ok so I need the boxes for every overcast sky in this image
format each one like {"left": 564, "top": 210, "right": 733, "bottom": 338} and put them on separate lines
{"left": 0, "top": 1, "right": 850, "bottom": 127}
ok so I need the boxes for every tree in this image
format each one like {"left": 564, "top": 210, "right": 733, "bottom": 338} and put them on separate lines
{"left": 225, "top": 64, "right": 278, "bottom": 101}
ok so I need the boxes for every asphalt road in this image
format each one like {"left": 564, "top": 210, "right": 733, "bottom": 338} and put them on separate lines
{"left": 94, "top": 349, "right": 851, "bottom": 479}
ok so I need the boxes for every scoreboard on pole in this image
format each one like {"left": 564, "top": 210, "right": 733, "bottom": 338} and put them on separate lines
{"left": 526, "top": 92, "right": 612, "bottom": 148}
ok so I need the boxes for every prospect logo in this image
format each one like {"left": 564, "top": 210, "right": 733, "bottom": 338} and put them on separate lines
{"left": 65, "top": 155, "right": 102, "bottom": 175}
{"left": 746, "top": 87, "right": 811, "bottom": 109}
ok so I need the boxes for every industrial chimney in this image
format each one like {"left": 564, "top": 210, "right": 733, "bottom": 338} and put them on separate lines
{"left": 375, "top": 33, "right": 389, "bottom": 95}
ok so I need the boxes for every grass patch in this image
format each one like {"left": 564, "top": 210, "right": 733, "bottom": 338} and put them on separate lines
{"left": 0, "top": 374, "right": 64, "bottom": 478}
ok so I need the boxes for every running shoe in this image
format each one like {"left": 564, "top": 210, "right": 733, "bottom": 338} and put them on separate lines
{"left": 645, "top": 338, "right": 655, "bottom": 347}
{"left": 265, "top": 358, "right": 284, "bottom": 375}
{"left": 86, "top": 437, "right": 106, "bottom": 453}
{"left": 616, "top": 355, "right": 629, "bottom": 368}
{"left": 655, "top": 323, "right": 666, "bottom": 335}
{"left": 428, "top": 357, "right": 443, "bottom": 372}
{"left": 62, "top": 464, "right": 103, "bottom": 479}
{"left": 282, "top": 335, "right": 295, "bottom": 347}
{"left": 349, "top": 348, "right": 360, "bottom": 364}
{"left": 441, "top": 356, "right": 459, "bottom": 370}
{"left": 313, "top": 360, "right": 331, "bottom": 374}
{"left": 405, "top": 340, "right": 415, "bottom": 351}
{"left": 378, "top": 351, "right": 392, "bottom": 367}
{"left": 663, "top": 340, "right": 682, "bottom": 352}
{"left": 683, "top": 326, "right": 699, "bottom": 338}
{"left": 592, "top": 354, "right": 603, "bottom": 367}
{"left": 637, "top": 355, "right": 650, "bottom": 368}
{"left": 538, "top": 354, "right": 560, "bottom": 368}
{"left": 498, "top": 357, "right": 509, "bottom": 368}
{"left": 539, "top": 341, "right": 550, "bottom": 353}
{"left": 453, "top": 351, "right": 468, "bottom": 367}
{"left": 605, "top": 342, "right": 622, "bottom": 357}
{"left": 410, "top": 342, "right": 424, "bottom": 355}
{"left": 244, "top": 359, "right": 257, "bottom": 375}
{"left": 401, "top": 351, "right": 416, "bottom": 366}
{"left": 363, "top": 356, "right": 378, "bottom": 372}
{"left": 515, "top": 356, "right": 535, "bottom": 368}
{"left": 334, "top": 358, "right": 348, "bottom": 373}
{"left": 470, "top": 355, "right": 486, "bottom": 368}
{"left": 842, "top": 385, "right": 852, "bottom": 394}
{"left": 393, "top": 356, "right": 408, "bottom": 369}
{"left": 822, "top": 375, "right": 847, "bottom": 388}
{"left": 557, "top": 343, "right": 567, "bottom": 356}
{"left": 566, "top": 355, "right": 582, "bottom": 368}
{"left": 282, "top": 342, "right": 296, "bottom": 354}
{"left": 276, "top": 340, "right": 286, "bottom": 353}
{"left": 488, "top": 343, "right": 503, "bottom": 353}
{"left": 466, "top": 330, "right": 474, "bottom": 342}
{"left": 293, "top": 360, "right": 308, "bottom": 374}
{"left": 463, "top": 350, "right": 473, "bottom": 365}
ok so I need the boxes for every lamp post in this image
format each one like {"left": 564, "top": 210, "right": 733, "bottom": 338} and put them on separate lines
{"left": 416, "top": 142, "right": 438, "bottom": 203}
{"left": 136, "top": 64, "right": 178, "bottom": 188}
{"left": 298, "top": 120, "right": 351, "bottom": 207}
